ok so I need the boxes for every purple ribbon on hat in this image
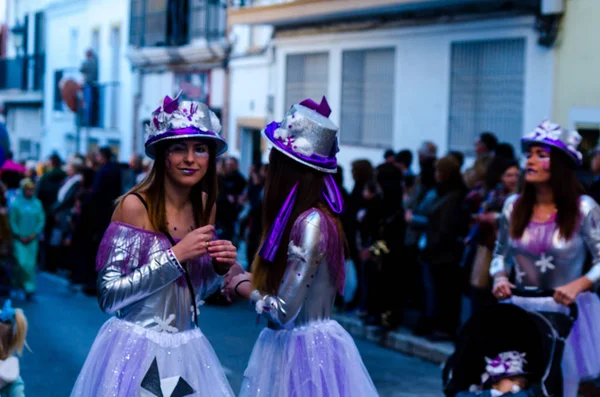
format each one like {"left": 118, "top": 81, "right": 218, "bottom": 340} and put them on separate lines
{"left": 299, "top": 97, "right": 332, "bottom": 117}
{"left": 257, "top": 174, "right": 344, "bottom": 262}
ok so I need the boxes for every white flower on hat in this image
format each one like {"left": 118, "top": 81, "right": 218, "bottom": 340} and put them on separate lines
{"left": 274, "top": 127, "right": 291, "bottom": 141}
{"left": 292, "top": 137, "right": 314, "bottom": 157}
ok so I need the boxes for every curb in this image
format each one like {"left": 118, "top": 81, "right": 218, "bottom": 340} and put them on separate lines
{"left": 334, "top": 314, "right": 454, "bottom": 365}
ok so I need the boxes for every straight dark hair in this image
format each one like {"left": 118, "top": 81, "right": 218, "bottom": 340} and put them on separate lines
{"left": 118, "top": 140, "right": 218, "bottom": 233}
{"left": 252, "top": 149, "right": 345, "bottom": 294}
{"left": 510, "top": 147, "right": 583, "bottom": 240}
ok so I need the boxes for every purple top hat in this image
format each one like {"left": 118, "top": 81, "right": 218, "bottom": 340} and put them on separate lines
{"left": 521, "top": 120, "right": 582, "bottom": 165}
{"left": 144, "top": 92, "right": 228, "bottom": 159}
{"left": 481, "top": 351, "right": 528, "bottom": 385}
{"left": 264, "top": 96, "right": 339, "bottom": 173}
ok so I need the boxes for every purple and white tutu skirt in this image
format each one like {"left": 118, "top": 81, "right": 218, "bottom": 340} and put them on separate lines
{"left": 508, "top": 292, "right": 600, "bottom": 397}
{"left": 71, "top": 317, "right": 234, "bottom": 397}
{"left": 239, "top": 319, "right": 378, "bottom": 397}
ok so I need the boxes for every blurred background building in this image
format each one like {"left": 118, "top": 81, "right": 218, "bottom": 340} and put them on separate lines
{"left": 0, "top": 0, "right": 598, "bottom": 186}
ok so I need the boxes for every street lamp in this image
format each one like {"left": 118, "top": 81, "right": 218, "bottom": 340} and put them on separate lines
{"left": 11, "top": 22, "right": 26, "bottom": 56}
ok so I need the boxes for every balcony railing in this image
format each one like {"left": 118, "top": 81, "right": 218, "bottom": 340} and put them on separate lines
{"left": 130, "top": 0, "right": 227, "bottom": 48}
{"left": 79, "top": 82, "right": 121, "bottom": 130}
{"left": 0, "top": 54, "right": 45, "bottom": 91}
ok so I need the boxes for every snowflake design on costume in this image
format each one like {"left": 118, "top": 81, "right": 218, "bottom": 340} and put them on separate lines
{"left": 151, "top": 314, "right": 179, "bottom": 333}
{"left": 273, "top": 113, "right": 315, "bottom": 156}
{"left": 514, "top": 264, "right": 526, "bottom": 284}
{"left": 535, "top": 253, "right": 555, "bottom": 274}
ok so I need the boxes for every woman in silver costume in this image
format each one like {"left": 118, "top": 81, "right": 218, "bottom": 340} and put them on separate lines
{"left": 71, "top": 93, "right": 238, "bottom": 397}
{"left": 491, "top": 120, "right": 600, "bottom": 397}
{"left": 223, "top": 97, "right": 378, "bottom": 397}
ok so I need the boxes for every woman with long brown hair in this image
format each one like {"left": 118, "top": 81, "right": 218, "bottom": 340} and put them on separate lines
{"left": 71, "top": 93, "right": 237, "bottom": 396}
{"left": 491, "top": 120, "right": 600, "bottom": 396}
{"left": 223, "top": 97, "right": 378, "bottom": 396}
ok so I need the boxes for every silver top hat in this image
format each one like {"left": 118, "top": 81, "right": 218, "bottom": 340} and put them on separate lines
{"left": 264, "top": 97, "right": 339, "bottom": 173}
{"left": 144, "top": 92, "right": 227, "bottom": 159}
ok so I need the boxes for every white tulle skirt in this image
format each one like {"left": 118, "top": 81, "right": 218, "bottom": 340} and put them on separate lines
{"left": 239, "top": 319, "right": 379, "bottom": 397}
{"left": 71, "top": 317, "right": 234, "bottom": 397}
{"left": 508, "top": 292, "right": 600, "bottom": 397}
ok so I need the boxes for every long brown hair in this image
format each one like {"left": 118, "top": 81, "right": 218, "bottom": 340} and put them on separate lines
{"left": 118, "top": 140, "right": 218, "bottom": 232}
{"left": 252, "top": 149, "right": 345, "bottom": 294}
{"left": 510, "top": 147, "right": 583, "bottom": 240}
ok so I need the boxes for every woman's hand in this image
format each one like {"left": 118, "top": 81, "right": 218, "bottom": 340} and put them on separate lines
{"left": 492, "top": 276, "right": 515, "bottom": 300}
{"left": 207, "top": 240, "right": 237, "bottom": 269}
{"left": 554, "top": 277, "right": 593, "bottom": 306}
{"left": 222, "top": 272, "right": 252, "bottom": 300}
{"left": 171, "top": 225, "right": 215, "bottom": 263}
{"left": 474, "top": 212, "right": 497, "bottom": 225}
{"left": 405, "top": 209, "right": 413, "bottom": 224}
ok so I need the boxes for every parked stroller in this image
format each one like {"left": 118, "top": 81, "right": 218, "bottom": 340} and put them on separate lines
{"left": 443, "top": 289, "right": 578, "bottom": 397}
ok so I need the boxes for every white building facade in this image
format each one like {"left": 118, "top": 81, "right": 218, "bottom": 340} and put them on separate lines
{"left": 126, "top": 0, "right": 228, "bottom": 157}
{"left": 1, "top": 0, "right": 54, "bottom": 161}
{"left": 227, "top": 0, "right": 564, "bottom": 187}
{"left": 42, "top": 0, "right": 134, "bottom": 161}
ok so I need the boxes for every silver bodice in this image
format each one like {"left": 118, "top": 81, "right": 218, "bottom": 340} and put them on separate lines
{"left": 250, "top": 209, "right": 338, "bottom": 330}
{"left": 490, "top": 195, "right": 600, "bottom": 288}
{"left": 97, "top": 222, "right": 224, "bottom": 332}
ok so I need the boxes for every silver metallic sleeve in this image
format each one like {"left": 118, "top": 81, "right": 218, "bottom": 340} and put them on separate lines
{"left": 490, "top": 195, "right": 517, "bottom": 277}
{"left": 580, "top": 196, "right": 600, "bottom": 284}
{"left": 250, "top": 211, "right": 324, "bottom": 328}
{"left": 97, "top": 250, "right": 185, "bottom": 314}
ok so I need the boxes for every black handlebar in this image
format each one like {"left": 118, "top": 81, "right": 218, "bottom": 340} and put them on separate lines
{"left": 510, "top": 287, "right": 579, "bottom": 322}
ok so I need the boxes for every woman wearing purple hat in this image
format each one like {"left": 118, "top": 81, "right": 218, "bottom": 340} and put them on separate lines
{"left": 71, "top": 93, "right": 237, "bottom": 396}
{"left": 491, "top": 120, "right": 600, "bottom": 396}
{"left": 223, "top": 97, "right": 378, "bottom": 396}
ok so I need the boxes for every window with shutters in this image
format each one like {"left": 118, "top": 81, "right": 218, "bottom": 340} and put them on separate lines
{"left": 448, "top": 38, "right": 526, "bottom": 156}
{"left": 284, "top": 53, "right": 329, "bottom": 111}
{"left": 340, "top": 48, "right": 395, "bottom": 147}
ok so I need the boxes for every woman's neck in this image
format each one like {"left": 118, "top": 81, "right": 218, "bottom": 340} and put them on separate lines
{"left": 535, "top": 183, "right": 554, "bottom": 206}
{"left": 164, "top": 177, "right": 191, "bottom": 210}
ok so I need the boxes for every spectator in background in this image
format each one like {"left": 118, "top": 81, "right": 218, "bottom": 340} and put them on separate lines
{"left": 9, "top": 178, "right": 45, "bottom": 301}
{"left": 36, "top": 153, "right": 66, "bottom": 272}
{"left": 588, "top": 145, "right": 600, "bottom": 204}
{"left": 347, "top": 159, "right": 375, "bottom": 311}
{"left": 418, "top": 155, "right": 468, "bottom": 340}
{"left": 395, "top": 149, "right": 414, "bottom": 177}
{"left": 51, "top": 156, "right": 84, "bottom": 275}
{"left": 80, "top": 49, "right": 99, "bottom": 127}
{"left": 69, "top": 167, "right": 96, "bottom": 290}
{"left": 464, "top": 132, "right": 498, "bottom": 189}
{"left": 244, "top": 163, "right": 267, "bottom": 267}
{"left": 216, "top": 157, "right": 246, "bottom": 242}
{"left": 494, "top": 142, "right": 516, "bottom": 160}
{"left": 136, "top": 158, "right": 152, "bottom": 184}
{"left": 124, "top": 153, "right": 144, "bottom": 192}
{"left": 448, "top": 150, "right": 465, "bottom": 169}
{"left": 84, "top": 147, "right": 122, "bottom": 295}
{"left": 383, "top": 149, "right": 396, "bottom": 164}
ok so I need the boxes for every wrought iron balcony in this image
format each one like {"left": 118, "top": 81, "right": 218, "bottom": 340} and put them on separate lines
{"left": 0, "top": 54, "right": 45, "bottom": 91}
{"left": 130, "top": 0, "right": 227, "bottom": 48}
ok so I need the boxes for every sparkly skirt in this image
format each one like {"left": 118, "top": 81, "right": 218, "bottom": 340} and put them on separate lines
{"left": 508, "top": 292, "right": 600, "bottom": 396}
{"left": 240, "top": 319, "right": 379, "bottom": 397}
{"left": 71, "top": 317, "right": 234, "bottom": 397}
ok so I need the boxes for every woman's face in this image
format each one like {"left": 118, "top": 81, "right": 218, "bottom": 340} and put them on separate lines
{"left": 502, "top": 166, "right": 520, "bottom": 193}
{"left": 164, "top": 139, "right": 210, "bottom": 187}
{"left": 525, "top": 145, "right": 551, "bottom": 184}
{"left": 23, "top": 187, "right": 34, "bottom": 198}
{"left": 66, "top": 163, "right": 76, "bottom": 177}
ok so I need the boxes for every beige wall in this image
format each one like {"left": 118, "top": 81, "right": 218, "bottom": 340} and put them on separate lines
{"left": 553, "top": 0, "right": 600, "bottom": 127}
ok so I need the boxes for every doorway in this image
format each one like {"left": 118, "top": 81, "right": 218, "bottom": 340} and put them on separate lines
{"left": 240, "top": 127, "right": 262, "bottom": 177}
